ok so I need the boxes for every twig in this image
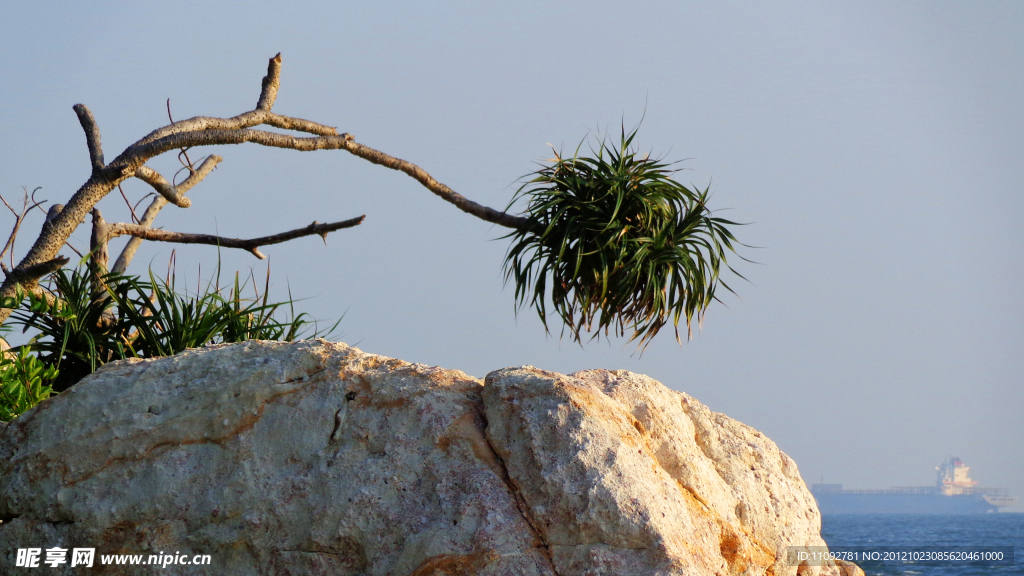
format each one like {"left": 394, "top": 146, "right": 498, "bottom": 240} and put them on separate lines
{"left": 0, "top": 188, "right": 48, "bottom": 268}
{"left": 167, "top": 98, "right": 196, "bottom": 178}
{"left": 105, "top": 216, "right": 365, "bottom": 259}
{"left": 63, "top": 241, "right": 84, "bottom": 259}
{"left": 132, "top": 153, "right": 221, "bottom": 207}
{"left": 132, "top": 193, "right": 155, "bottom": 215}
{"left": 0, "top": 194, "right": 16, "bottom": 217}
{"left": 112, "top": 155, "right": 221, "bottom": 274}
{"left": 118, "top": 184, "right": 140, "bottom": 224}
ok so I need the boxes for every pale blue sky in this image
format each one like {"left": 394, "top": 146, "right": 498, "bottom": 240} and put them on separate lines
{"left": 2, "top": 2, "right": 1022, "bottom": 509}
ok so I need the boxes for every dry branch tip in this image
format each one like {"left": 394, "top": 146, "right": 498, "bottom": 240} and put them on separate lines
{"left": 73, "top": 104, "right": 105, "bottom": 174}
{"left": 257, "top": 53, "right": 283, "bottom": 111}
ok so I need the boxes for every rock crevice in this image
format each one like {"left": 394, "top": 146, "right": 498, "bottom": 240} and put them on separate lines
{"left": 473, "top": 404, "right": 562, "bottom": 576}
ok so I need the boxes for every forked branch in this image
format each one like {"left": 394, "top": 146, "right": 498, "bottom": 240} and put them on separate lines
{"left": 0, "top": 52, "right": 528, "bottom": 326}
{"left": 121, "top": 129, "right": 530, "bottom": 230}
{"left": 0, "top": 188, "right": 47, "bottom": 268}
{"left": 133, "top": 154, "right": 221, "bottom": 208}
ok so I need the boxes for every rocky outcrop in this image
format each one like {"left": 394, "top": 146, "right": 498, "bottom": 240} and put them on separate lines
{"left": 0, "top": 340, "right": 859, "bottom": 576}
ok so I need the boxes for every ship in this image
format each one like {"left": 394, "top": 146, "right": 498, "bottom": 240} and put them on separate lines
{"left": 811, "top": 457, "right": 1019, "bottom": 514}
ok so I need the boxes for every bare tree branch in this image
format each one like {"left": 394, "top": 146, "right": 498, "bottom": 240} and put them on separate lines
{"left": 112, "top": 155, "right": 221, "bottom": 273}
{"left": 0, "top": 188, "right": 47, "bottom": 267}
{"left": 257, "top": 52, "right": 282, "bottom": 111}
{"left": 111, "top": 195, "right": 168, "bottom": 275}
{"left": 4, "top": 256, "right": 70, "bottom": 285}
{"left": 136, "top": 110, "right": 339, "bottom": 148}
{"left": 43, "top": 204, "right": 63, "bottom": 227}
{"left": 40, "top": 203, "right": 84, "bottom": 260}
{"left": 120, "top": 129, "right": 532, "bottom": 230}
{"left": 133, "top": 155, "right": 222, "bottom": 208}
{"left": 105, "top": 216, "right": 365, "bottom": 260}
{"left": 73, "top": 104, "right": 105, "bottom": 174}
{"left": 0, "top": 52, "right": 530, "bottom": 325}
{"left": 89, "top": 208, "right": 109, "bottom": 299}
{"left": 341, "top": 140, "right": 532, "bottom": 230}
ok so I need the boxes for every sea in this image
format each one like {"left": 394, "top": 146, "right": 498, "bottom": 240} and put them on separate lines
{"left": 820, "top": 514, "right": 1024, "bottom": 575}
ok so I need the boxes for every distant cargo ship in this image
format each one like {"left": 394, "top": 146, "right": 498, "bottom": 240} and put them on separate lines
{"left": 811, "top": 457, "right": 1018, "bottom": 514}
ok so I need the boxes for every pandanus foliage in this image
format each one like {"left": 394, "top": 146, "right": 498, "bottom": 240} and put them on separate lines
{"left": 8, "top": 266, "right": 336, "bottom": 393}
{"left": 0, "top": 346, "right": 57, "bottom": 422}
{"left": 503, "top": 127, "right": 745, "bottom": 350}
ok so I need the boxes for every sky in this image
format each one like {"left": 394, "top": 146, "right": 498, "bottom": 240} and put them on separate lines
{"left": 2, "top": 2, "right": 1022, "bottom": 511}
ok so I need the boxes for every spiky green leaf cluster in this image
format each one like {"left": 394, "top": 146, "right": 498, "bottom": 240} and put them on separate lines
{"left": 503, "top": 127, "right": 744, "bottom": 349}
{"left": 0, "top": 347, "right": 57, "bottom": 422}
{"left": 9, "top": 266, "right": 338, "bottom": 393}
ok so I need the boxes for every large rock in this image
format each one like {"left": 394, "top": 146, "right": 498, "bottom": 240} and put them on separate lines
{"left": 0, "top": 340, "right": 859, "bottom": 576}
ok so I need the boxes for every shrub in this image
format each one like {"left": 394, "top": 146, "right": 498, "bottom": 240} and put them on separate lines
{"left": 0, "top": 346, "right": 57, "bottom": 422}
{"left": 0, "top": 265, "right": 336, "bottom": 419}
{"left": 503, "top": 126, "right": 745, "bottom": 350}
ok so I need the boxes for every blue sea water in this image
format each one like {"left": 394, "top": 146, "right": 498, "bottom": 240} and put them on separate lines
{"left": 820, "top": 514, "right": 1024, "bottom": 575}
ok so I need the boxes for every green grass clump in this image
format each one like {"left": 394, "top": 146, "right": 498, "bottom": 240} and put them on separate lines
{"left": 503, "top": 126, "right": 744, "bottom": 350}
{"left": 0, "top": 265, "right": 338, "bottom": 420}
{"left": 0, "top": 346, "right": 57, "bottom": 422}
{"left": 104, "top": 270, "right": 332, "bottom": 361}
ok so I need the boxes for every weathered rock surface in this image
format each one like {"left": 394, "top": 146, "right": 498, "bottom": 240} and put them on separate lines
{"left": 0, "top": 340, "right": 859, "bottom": 576}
